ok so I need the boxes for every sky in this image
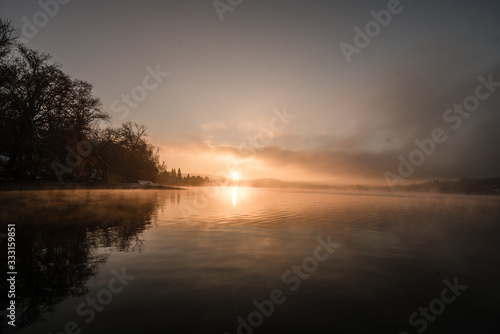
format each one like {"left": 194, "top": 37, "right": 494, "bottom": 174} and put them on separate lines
{"left": 1, "top": 0, "right": 500, "bottom": 185}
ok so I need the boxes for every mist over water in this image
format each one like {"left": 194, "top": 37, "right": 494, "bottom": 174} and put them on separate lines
{"left": 2, "top": 188, "right": 500, "bottom": 333}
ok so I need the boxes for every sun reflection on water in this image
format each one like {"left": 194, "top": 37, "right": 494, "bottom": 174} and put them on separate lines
{"left": 232, "top": 187, "right": 237, "bottom": 206}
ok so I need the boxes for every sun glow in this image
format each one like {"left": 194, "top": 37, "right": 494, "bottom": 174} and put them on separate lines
{"left": 231, "top": 171, "right": 240, "bottom": 181}
{"left": 232, "top": 187, "right": 237, "bottom": 206}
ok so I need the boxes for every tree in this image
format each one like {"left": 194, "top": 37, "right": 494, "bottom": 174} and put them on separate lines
{"left": 0, "top": 19, "right": 17, "bottom": 59}
{"left": 0, "top": 44, "right": 106, "bottom": 180}
{"left": 0, "top": 21, "right": 185, "bottom": 185}
{"left": 88, "top": 122, "right": 166, "bottom": 182}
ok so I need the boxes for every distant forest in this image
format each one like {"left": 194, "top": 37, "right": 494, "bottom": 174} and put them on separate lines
{"left": 0, "top": 20, "right": 207, "bottom": 186}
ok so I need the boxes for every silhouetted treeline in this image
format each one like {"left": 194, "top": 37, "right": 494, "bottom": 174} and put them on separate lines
{"left": 0, "top": 20, "right": 207, "bottom": 185}
{"left": 155, "top": 167, "right": 209, "bottom": 186}
{"left": 393, "top": 177, "right": 500, "bottom": 195}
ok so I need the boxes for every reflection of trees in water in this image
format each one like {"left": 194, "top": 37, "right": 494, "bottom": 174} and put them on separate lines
{"left": 0, "top": 190, "right": 175, "bottom": 329}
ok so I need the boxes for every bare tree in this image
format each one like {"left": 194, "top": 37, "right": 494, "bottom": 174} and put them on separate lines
{"left": 0, "top": 19, "right": 18, "bottom": 59}
{"left": 0, "top": 44, "right": 106, "bottom": 179}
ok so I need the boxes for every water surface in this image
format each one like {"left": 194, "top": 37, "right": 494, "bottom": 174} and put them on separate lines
{"left": 2, "top": 188, "right": 499, "bottom": 333}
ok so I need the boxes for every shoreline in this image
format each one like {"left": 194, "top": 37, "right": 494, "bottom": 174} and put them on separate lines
{"left": 0, "top": 181, "right": 185, "bottom": 191}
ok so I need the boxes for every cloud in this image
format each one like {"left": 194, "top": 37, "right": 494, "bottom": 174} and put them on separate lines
{"left": 153, "top": 59, "right": 500, "bottom": 184}
{"left": 200, "top": 121, "right": 227, "bottom": 132}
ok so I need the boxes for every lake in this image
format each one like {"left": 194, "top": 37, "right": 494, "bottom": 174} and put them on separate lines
{"left": 2, "top": 188, "right": 500, "bottom": 334}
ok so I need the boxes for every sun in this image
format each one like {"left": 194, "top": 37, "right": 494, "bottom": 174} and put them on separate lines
{"left": 230, "top": 171, "right": 240, "bottom": 181}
